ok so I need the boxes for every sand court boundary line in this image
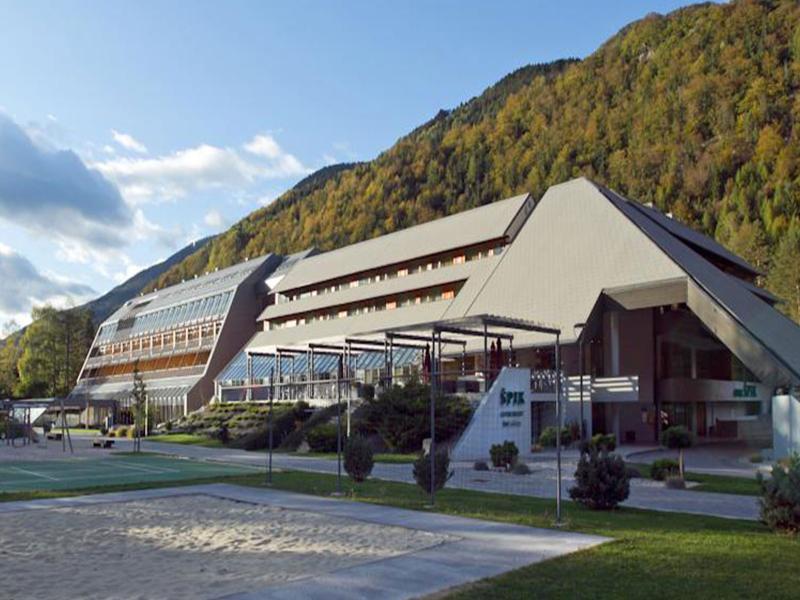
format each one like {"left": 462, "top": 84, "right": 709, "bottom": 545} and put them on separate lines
{"left": 0, "top": 483, "right": 611, "bottom": 599}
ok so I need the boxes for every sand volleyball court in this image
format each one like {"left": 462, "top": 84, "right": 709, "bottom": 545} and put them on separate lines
{"left": 0, "top": 484, "right": 609, "bottom": 599}
{"left": 0, "top": 494, "right": 452, "bottom": 600}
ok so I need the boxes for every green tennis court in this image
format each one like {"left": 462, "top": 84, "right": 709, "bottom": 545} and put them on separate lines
{"left": 0, "top": 455, "right": 259, "bottom": 493}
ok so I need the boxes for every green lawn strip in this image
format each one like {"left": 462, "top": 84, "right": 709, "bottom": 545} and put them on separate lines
{"left": 0, "top": 472, "right": 260, "bottom": 503}
{"left": 277, "top": 451, "right": 417, "bottom": 464}
{"left": 145, "top": 433, "right": 223, "bottom": 448}
{"left": 627, "top": 462, "right": 761, "bottom": 496}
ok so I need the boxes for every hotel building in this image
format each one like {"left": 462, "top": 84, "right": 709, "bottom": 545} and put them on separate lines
{"left": 69, "top": 250, "right": 314, "bottom": 424}
{"left": 233, "top": 177, "right": 800, "bottom": 448}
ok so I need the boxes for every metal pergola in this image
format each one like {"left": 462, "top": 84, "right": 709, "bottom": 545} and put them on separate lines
{"left": 375, "top": 314, "right": 564, "bottom": 518}
{"left": 241, "top": 313, "right": 565, "bottom": 519}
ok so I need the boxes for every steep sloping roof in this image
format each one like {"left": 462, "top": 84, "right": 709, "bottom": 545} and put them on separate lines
{"left": 597, "top": 184, "right": 800, "bottom": 385}
{"left": 457, "top": 178, "right": 685, "bottom": 345}
{"left": 273, "top": 193, "right": 532, "bottom": 294}
{"left": 627, "top": 201, "right": 762, "bottom": 276}
{"left": 106, "top": 254, "right": 277, "bottom": 324}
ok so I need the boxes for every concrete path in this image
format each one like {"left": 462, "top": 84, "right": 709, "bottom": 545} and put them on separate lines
{"left": 0, "top": 483, "right": 609, "bottom": 600}
{"left": 111, "top": 440, "right": 761, "bottom": 521}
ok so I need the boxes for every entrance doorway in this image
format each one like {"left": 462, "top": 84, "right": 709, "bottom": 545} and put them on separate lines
{"left": 696, "top": 402, "right": 707, "bottom": 437}
{"left": 592, "top": 403, "right": 607, "bottom": 434}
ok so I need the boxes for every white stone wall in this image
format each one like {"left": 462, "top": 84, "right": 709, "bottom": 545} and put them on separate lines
{"left": 772, "top": 395, "right": 800, "bottom": 458}
{"left": 451, "top": 368, "right": 532, "bottom": 461}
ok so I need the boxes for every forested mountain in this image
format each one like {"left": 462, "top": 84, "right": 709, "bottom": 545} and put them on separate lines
{"left": 150, "top": 0, "right": 800, "bottom": 322}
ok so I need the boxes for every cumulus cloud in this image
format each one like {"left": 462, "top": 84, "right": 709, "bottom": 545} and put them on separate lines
{"left": 204, "top": 209, "right": 225, "bottom": 229}
{"left": 111, "top": 129, "right": 148, "bottom": 154}
{"left": 93, "top": 134, "right": 310, "bottom": 204}
{"left": 0, "top": 243, "right": 95, "bottom": 319}
{"left": 0, "top": 113, "right": 132, "bottom": 249}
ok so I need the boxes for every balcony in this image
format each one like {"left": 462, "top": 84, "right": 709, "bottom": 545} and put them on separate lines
{"left": 531, "top": 371, "right": 639, "bottom": 403}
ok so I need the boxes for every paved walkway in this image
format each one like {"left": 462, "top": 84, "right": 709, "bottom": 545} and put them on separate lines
{"left": 0, "top": 483, "right": 609, "bottom": 599}
{"left": 112, "top": 440, "right": 761, "bottom": 521}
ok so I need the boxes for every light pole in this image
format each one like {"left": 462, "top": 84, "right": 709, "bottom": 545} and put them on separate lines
{"left": 574, "top": 322, "right": 586, "bottom": 442}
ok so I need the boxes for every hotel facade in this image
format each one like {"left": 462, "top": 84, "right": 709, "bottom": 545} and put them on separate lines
{"left": 230, "top": 177, "right": 800, "bottom": 449}
{"left": 69, "top": 251, "right": 314, "bottom": 424}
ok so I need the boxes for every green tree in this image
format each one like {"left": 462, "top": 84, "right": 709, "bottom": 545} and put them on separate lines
{"left": 15, "top": 306, "right": 95, "bottom": 398}
{"left": 0, "top": 337, "right": 21, "bottom": 398}
{"left": 767, "top": 223, "right": 800, "bottom": 321}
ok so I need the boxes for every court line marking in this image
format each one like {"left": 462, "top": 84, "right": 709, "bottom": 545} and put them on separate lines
{"left": 111, "top": 461, "right": 180, "bottom": 474}
{"left": 8, "top": 466, "right": 59, "bottom": 481}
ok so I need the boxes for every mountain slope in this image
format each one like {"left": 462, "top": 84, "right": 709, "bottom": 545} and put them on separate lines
{"left": 150, "top": 0, "right": 800, "bottom": 321}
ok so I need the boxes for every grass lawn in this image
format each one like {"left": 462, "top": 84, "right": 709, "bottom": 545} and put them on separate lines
{"left": 2, "top": 466, "right": 795, "bottom": 598}
{"left": 282, "top": 451, "right": 417, "bottom": 464}
{"left": 628, "top": 462, "right": 762, "bottom": 496}
{"left": 145, "top": 433, "right": 223, "bottom": 448}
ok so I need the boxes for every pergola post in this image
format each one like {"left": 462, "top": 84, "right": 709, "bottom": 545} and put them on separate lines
{"left": 267, "top": 367, "right": 274, "bottom": 485}
{"left": 429, "top": 328, "right": 437, "bottom": 505}
{"left": 246, "top": 352, "right": 253, "bottom": 402}
{"left": 555, "top": 332, "right": 562, "bottom": 525}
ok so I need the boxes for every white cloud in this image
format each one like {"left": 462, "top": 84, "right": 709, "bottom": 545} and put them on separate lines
{"left": 0, "top": 112, "right": 132, "bottom": 250}
{"left": 111, "top": 129, "right": 148, "bottom": 154}
{"left": 204, "top": 209, "right": 225, "bottom": 228}
{"left": 244, "top": 134, "right": 282, "bottom": 159}
{"left": 94, "top": 134, "right": 311, "bottom": 205}
{"left": 0, "top": 242, "right": 95, "bottom": 323}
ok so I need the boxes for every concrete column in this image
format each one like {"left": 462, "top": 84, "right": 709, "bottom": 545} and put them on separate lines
{"left": 609, "top": 312, "right": 620, "bottom": 376}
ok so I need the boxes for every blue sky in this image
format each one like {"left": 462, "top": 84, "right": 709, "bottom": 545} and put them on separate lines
{"left": 0, "top": 0, "right": 694, "bottom": 330}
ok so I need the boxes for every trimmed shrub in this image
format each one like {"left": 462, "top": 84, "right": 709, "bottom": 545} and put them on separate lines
{"left": 651, "top": 458, "right": 680, "bottom": 481}
{"left": 279, "top": 405, "right": 339, "bottom": 451}
{"left": 758, "top": 454, "right": 800, "bottom": 534}
{"left": 115, "top": 426, "right": 128, "bottom": 438}
{"left": 489, "top": 441, "right": 519, "bottom": 470}
{"left": 413, "top": 450, "right": 453, "bottom": 494}
{"left": 512, "top": 462, "right": 532, "bottom": 475}
{"left": 344, "top": 436, "right": 374, "bottom": 482}
{"left": 661, "top": 425, "right": 692, "bottom": 477}
{"left": 306, "top": 423, "right": 340, "bottom": 453}
{"left": 473, "top": 460, "right": 489, "bottom": 471}
{"left": 590, "top": 433, "right": 616, "bottom": 452}
{"left": 665, "top": 475, "right": 686, "bottom": 489}
{"left": 569, "top": 447, "right": 630, "bottom": 510}
{"left": 362, "top": 378, "right": 472, "bottom": 452}
{"left": 538, "top": 426, "right": 572, "bottom": 448}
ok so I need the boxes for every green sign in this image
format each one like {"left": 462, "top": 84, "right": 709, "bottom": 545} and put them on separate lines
{"left": 733, "top": 383, "right": 758, "bottom": 398}
{"left": 499, "top": 388, "right": 525, "bottom": 406}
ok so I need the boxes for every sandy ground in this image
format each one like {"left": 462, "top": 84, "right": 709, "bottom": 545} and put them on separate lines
{"left": 0, "top": 494, "right": 452, "bottom": 600}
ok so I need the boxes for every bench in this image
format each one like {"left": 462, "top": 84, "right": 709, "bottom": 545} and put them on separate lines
{"left": 92, "top": 439, "right": 115, "bottom": 449}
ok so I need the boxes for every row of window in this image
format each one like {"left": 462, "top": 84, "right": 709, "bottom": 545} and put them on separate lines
{"left": 96, "top": 291, "right": 233, "bottom": 345}
{"left": 268, "top": 284, "right": 461, "bottom": 331}
{"left": 280, "top": 242, "right": 503, "bottom": 303}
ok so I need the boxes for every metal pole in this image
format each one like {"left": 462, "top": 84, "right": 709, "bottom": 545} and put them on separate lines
{"left": 267, "top": 367, "right": 274, "bottom": 484}
{"left": 246, "top": 352, "right": 253, "bottom": 402}
{"left": 336, "top": 356, "right": 342, "bottom": 495}
{"left": 555, "top": 333, "right": 562, "bottom": 525}
{"left": 429, "top": 329, "right": 437, "bottom": 505}
{"left": 346, "top": 341, "right": 352, "bottom": 437}
{"left": 578, "top": 337, "right": 584, "bottom": 442}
